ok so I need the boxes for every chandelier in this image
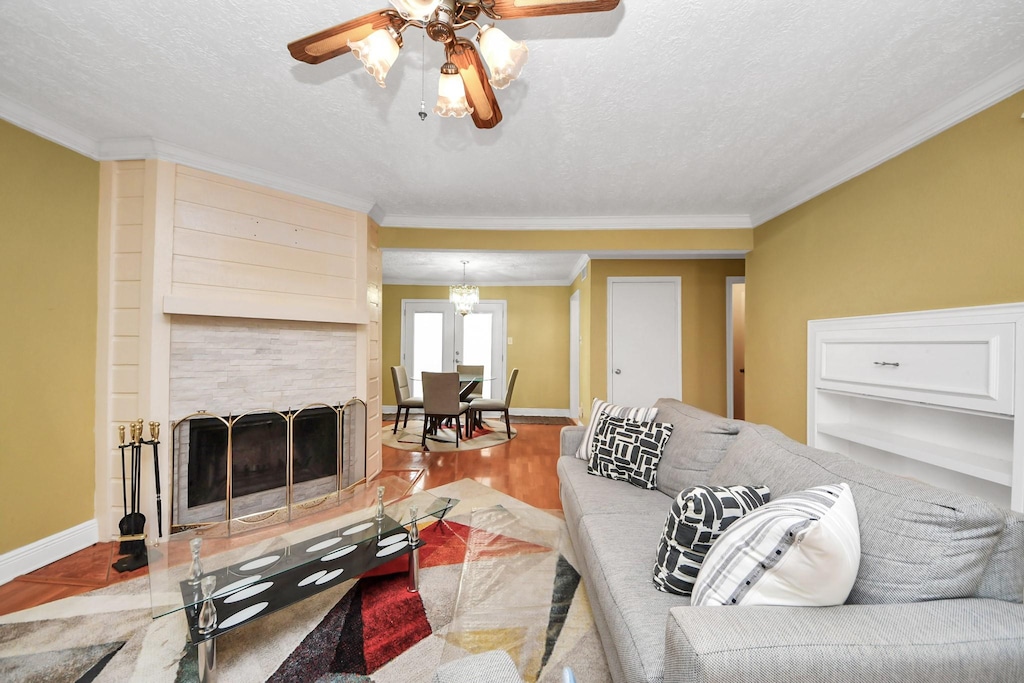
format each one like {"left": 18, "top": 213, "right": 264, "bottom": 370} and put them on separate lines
{"left": 449, "top": 261, "right": 479, "bottom": 316}
{"left": 288, "top": 0, "right": 620, "bottom": 129}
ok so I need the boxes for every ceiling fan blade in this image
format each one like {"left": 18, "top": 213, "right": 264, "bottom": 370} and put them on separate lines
{"left": 488, "top": 0, "right": 620, "bottom": 20}
{"left": 288, "top": 10, "right": 396, "bottom": 64}
{"left": 449, "top": 39, "right": 503, "bottom": 129}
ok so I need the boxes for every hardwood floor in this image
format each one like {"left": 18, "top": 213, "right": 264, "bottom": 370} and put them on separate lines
{"left": 0, "top": 420, "right": 566, "bottom": 617}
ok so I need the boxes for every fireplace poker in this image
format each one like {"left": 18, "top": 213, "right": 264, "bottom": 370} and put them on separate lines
{"left": 118, "top": 425, "right": 128, "bottom": 521}
{"left": 148, "top": 421, "right": 162, "bottom": 540}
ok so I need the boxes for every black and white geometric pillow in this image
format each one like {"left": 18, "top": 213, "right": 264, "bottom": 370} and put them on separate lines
{"left": 574, "top": 398, "right": 659, "bottom": 460}
{"left": 653, "top": 484, "right": 771, "bottom": 595}
{"left": 587, "top": 414, "right": 674, "bottom": 489}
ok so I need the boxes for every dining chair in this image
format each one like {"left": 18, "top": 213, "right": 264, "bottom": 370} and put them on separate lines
{"left": 456, "top": 364, "right": 485, "bottom": 401}
{"left": 469, "top": 368, "right": 518, "bottom": 439}
{"left": 390, "top": 366, "right": 424, "bottom": 434}
{"left": 421, "top": 372, "right": 471, "bottom": 448}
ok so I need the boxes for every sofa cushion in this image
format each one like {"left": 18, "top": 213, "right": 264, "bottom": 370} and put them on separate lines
{"left": 653, "top": 484, "right": 771, "bottom": 596}
{"left": 710, "top": 424, "right": 1006, "bottom": 604}
{"left": 693, "top": 483, "right": 861, "bottom": 607}
{"left": 577, "top": 512, "right": 689, "bottom": 683}
{"left": 558, "top": 456, "right": 673, "bottom": 521}
{"left": 574, "top": 398, "right": 658, "bottom": 460}
{"left": 588, "top": 414, "right": 674, "bottom": 490}
{"left": 651, "top": 398, "right": 743, "bottom": 498}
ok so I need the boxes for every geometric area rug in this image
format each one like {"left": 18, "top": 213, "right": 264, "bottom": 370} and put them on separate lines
{"left": 0, "top": 479, "right": 611, "bottom": 683}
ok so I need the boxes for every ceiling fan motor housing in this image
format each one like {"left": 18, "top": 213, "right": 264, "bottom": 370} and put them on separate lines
{"left": 427, "top": 0, "right": 459, "bottom": 43}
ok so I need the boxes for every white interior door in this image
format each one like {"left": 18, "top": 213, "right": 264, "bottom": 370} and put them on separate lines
{"left": 569, "top": 291, "right": 581, "bottom": 420}
{"left": 608, "top": 277, "right": 682, "bottom": 406}
{"left": 401, "top": 300, "right": 506, "bottom": 399}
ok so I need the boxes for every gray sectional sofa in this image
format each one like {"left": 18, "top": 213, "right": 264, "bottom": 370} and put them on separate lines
{"left": 557, "top": 398, "right": 1024, "bottom": 683}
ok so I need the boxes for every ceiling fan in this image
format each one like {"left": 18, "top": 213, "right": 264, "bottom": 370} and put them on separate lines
{"left": 288, "top": 0, "right": 621, "bottom": 129}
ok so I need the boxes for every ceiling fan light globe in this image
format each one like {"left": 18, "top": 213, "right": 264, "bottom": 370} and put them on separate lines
{"left": 348, "top": 29, "right": 401, "bottom": 88}
{"left": 434, "top": 72, "right": 474, "bottom": 118}
{"left": 478, "top": 25, "right": 528, "bottom": 90}
{"left": 390, "top": 0, "right": 443, "bottom": 21}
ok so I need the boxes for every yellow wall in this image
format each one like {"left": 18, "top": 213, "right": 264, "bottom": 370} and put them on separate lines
{"left": 745, "top": 90, "right": 1024, "bottom": 441}
{"left": 0, "top": 121, "right": 99, "bottom": 553}
{"left": 382, "top": 285, "right": 571, "bottom": 410}
{"left": 581, "top": 260, "right": 746, "bottom": 420}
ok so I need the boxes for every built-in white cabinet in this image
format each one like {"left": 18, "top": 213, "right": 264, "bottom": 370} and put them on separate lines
{"left": 808, "top": 303, "right": 1024, "bottom": 512}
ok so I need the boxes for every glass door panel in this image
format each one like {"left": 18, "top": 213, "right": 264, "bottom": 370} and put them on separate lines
{"left": 401, "top": 300, "right": 506, "bottom": 401}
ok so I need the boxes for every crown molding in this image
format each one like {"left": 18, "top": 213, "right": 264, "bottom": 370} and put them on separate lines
{"left": 750, "top": 58, "right": 1024, "bottom": 227}
{"left": 570, "top": 254, "right": 591, "bottom": 282}
{"left": 0, "top": 98, "right": 375, "bottom": 214}
{"left": 379, "top": 214, "right": 754, "bottom": 230}
{"left": 95, "top": 137, "right": 376, "bottom": 214}
{"left": 0, "top": 95, "right": 100, "bottom": 158}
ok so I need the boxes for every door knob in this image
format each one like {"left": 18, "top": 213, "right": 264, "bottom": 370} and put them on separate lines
{"left": 615, "top": 369, "right": 622, "bottom": 375}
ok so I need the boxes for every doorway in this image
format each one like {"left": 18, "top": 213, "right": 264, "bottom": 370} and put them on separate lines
{"left": 726, "top": 277, "right": 746, "bottom": 419}
{"left": 400, "top": 300, "right": 507, "bottom": 400}
{"left": 569, "top": 290, "right": 581, "bottom": 420}
{"left": 607, "top": 277, "right": 682, "bottom": 406}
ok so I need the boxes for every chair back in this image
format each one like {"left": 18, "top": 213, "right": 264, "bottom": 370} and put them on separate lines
{"left": 391, "top": 366, "right": 413, "bottom": 404}
{"left": 504, "top": 368, "right": 519, "bottom": 407}
{"left": 456, "top": 364, "right": 484, "bottom": 377}
{"left": 422, "top": 372, "right": 461, "bottom": 415}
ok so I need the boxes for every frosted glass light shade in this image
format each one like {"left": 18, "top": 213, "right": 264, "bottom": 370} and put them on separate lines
{"left": 434, "top": 72, "right": 474, "bottom": 118}
{"left": 478, "top": 25, "right": 528, "bottom": 89}
{"left": 348, "top": 29, "right": 401, "bottom": 88}
{"left": 390, "top": 0, "right": 442, "bottom": 21}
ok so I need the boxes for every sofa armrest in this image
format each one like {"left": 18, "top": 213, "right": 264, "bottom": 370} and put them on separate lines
{"left": 665, "top": 599, "right": 1024, "bottom": 682}
{"left": 560, "top": 426, "right": 586, "bottom": 457}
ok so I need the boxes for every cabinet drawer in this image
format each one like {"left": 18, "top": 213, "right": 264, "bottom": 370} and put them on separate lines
{"left": 815, "top": 323, "right": 1014, "bottom": 414}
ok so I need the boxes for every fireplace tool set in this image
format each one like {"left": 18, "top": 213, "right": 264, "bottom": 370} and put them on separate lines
{"left": 113, "top": 419, "right": 162, "bottom": 573}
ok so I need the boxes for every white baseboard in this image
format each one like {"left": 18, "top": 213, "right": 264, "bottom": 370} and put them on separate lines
{"left": 0, "top": 520, "right": 99, "bottom": 586}
{"left": 383, "top": 405, "right": 571, "bottom": 419}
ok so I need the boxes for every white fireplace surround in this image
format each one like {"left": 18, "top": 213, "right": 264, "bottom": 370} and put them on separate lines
{"left": 169, "top": 316, "right": 358, "bottom": 523}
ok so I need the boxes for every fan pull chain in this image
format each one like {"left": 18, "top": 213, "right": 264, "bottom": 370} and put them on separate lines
{"left": 418, "top": 31, "right": 428, "bottom": 121}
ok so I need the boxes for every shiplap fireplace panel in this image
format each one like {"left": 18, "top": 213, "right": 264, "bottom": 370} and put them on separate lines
{"left": 95, "top": 159, "right": 382, "bottom": 542}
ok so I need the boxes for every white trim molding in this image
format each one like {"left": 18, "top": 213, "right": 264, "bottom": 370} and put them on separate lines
{"left": 752, "top": 58, "right": 1024, "bottom": 226}
{"left": 0, "top": 520, "right": 99, "bottom": 587}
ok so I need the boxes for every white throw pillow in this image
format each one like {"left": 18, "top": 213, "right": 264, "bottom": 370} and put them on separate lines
{"left": 573, "top": 398, "right": 658, "bottom": 460}
{"left": 692, "top": 483, "right": 860, "bottom": 607}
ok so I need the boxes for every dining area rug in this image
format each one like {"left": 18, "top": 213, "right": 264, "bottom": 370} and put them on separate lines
{"left": 0, "top": 479, "right": 608, "bottom": 683}
{"left": 383, "top": 418, "right": 517, "bottom": 452}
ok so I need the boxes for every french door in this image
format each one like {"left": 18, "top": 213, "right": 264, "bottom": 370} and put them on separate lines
{"left": 400, "top": 300, "right": 507, "bottom": 400}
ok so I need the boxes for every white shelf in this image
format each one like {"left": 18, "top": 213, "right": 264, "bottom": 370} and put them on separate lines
{"left": 816, "top": 422, "right": 1012, "bottom": 486}
{"left": 809, "top": 303, "right": 1024, "bottom": 512}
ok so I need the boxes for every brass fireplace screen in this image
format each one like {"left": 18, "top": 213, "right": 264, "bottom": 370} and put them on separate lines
{"left": 170, "top": 399, "right": 367, "bottom": 532}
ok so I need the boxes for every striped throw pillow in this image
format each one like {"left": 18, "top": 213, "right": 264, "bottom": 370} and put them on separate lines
{"left": 574, "top": 398, "right": 658, "bottom": 460}
{"left": 692, "top": 483, "right": 861, "bottom": 607}
{"left": 653, "top": 484, "right": 771, "bottom": 595}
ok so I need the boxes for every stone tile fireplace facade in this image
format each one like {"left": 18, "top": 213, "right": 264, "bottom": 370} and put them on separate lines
{"left": 169, "top": 316, "right": 362, "bottom": 524}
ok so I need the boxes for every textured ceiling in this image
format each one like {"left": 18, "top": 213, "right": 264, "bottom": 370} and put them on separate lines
{"left": 1, "top": 1, "right": 1023, "bottom": 283}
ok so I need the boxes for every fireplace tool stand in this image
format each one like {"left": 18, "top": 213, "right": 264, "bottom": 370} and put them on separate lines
{"left": 113, "top": 419, "right": 161, "bottom": 572}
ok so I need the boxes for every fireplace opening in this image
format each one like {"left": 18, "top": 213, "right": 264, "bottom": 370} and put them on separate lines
{"left": 186, "top": 407, "right": 338, "bottom": 508}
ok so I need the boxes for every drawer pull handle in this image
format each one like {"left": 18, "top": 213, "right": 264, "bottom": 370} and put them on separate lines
{"left": 873, "top": 361, "right": 900, "bottom": 367}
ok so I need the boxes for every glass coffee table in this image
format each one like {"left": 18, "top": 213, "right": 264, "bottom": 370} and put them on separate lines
{"left": 148, "top": 477, "right": 457, "bottom": 682}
